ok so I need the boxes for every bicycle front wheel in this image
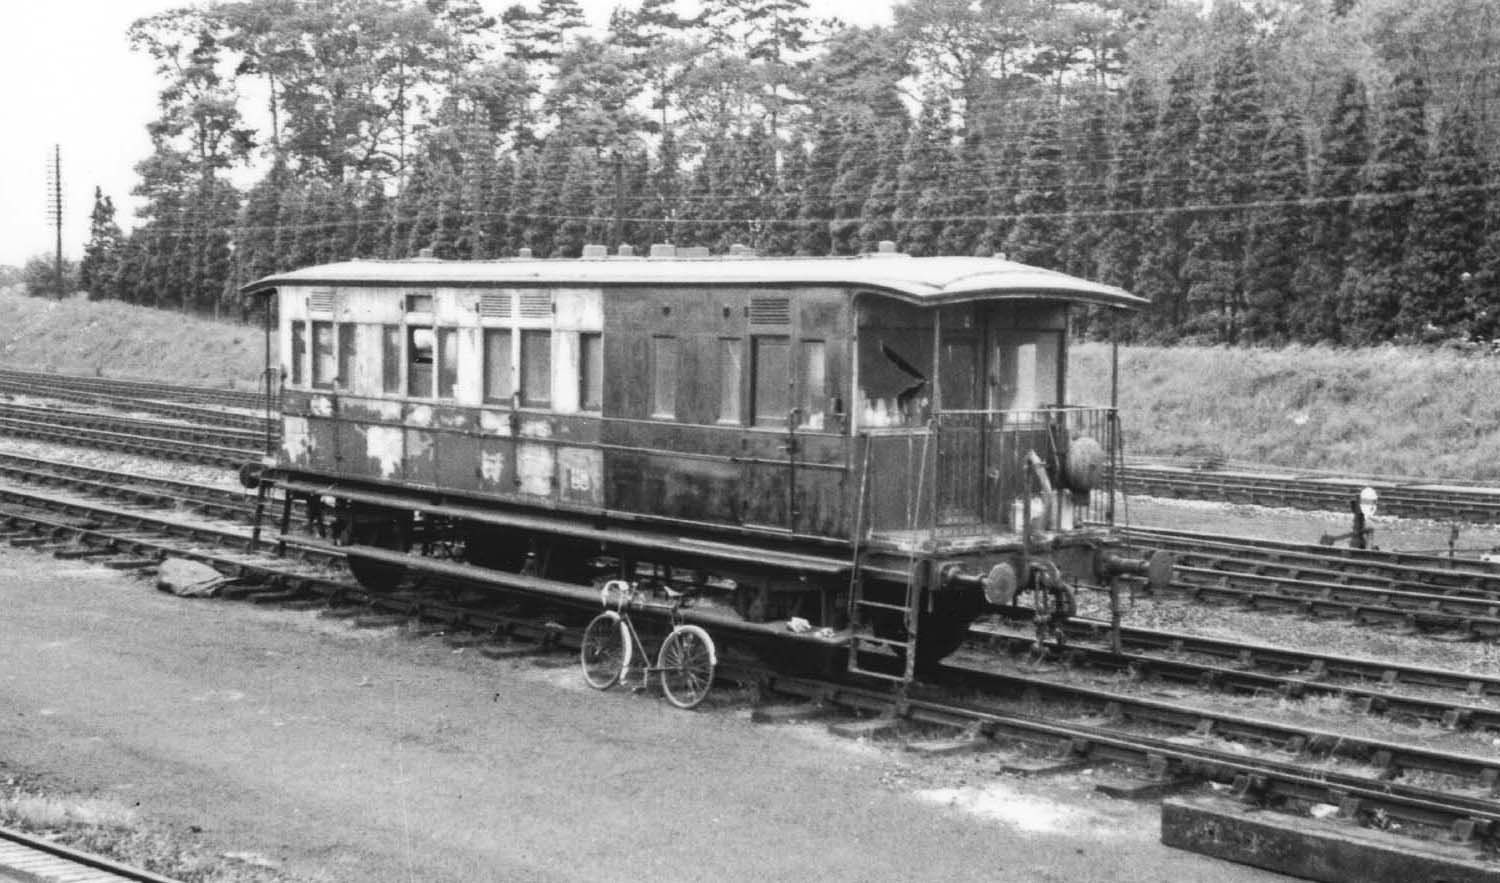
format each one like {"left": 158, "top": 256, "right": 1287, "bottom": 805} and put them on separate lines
{"left": 657, "top": 625, "right": 716, "bottom": 709}
{"left": 580, "top": 612, "right": 631, "bottom": 690}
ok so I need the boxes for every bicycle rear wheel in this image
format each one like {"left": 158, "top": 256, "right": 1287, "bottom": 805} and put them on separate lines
{"left": 657, "top": 625, "right": 716, "bottom": 709}
{"left": 580, "top": 612, "right": 631, "bottom": 690}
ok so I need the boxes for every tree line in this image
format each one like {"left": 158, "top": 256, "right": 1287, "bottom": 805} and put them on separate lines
{"left": 71, "top": 0, "right": 1500, "bottom": 346}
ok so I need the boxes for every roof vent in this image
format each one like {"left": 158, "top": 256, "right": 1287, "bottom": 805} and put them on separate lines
{"left": 993, "top": 251, "right": 1007, "bottom": 261}
{"left": 877, "top": 241, "right": 898, "bottom": 254}
{"left": 582, "top": 244, "right": 608, "bottom": 259}
{"left": 518, "top": 247, "right": 533, "bottom": 259}
{"left": 649, "top": 243, "right": 677, "bottom": 259}
{"left": 414, "top": 247, "right": 438, "bottom": 261}
{"left": 680, "top": 246, "right": 710, "bottom": 258}
{"left": 617, "top": 244, "right": 636, "bottom": 257}
{"left": 728, "top": 243, "right": 756, "bottom": 257}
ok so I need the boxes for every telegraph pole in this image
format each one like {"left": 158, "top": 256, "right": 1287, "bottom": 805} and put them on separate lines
{"left": 45, "top": 145, "right": 64, "bottom": 298}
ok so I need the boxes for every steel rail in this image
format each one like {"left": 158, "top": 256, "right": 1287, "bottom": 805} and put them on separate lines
{"left": 972, "top": 627, "right": 1500, "bottom": 731}
{"left": 1124, "top": 525, "right": 1500, "bottom": 599}
{"left": 1043, "top": 618, "right": 1500, "bottom": 700}
{"left": 0, "top": 824, "right": 182, "bottom": 883}
{"left": 0, "top": 367, "right": 266, "bottom": 409}
{"left": 764, "top": 675, "right": 1500, "bottom": 844}
{"left": 1120, "top": 462, "right": 1500, "bottom": 522}
{"left": 2, "top": 481, "right": 1497, "bottom": 853}
{"left": 0, "top": 376, "right": 273, "bottom": 433}
{"left": 0, "top": 416, "right": 255, "bottom": 468}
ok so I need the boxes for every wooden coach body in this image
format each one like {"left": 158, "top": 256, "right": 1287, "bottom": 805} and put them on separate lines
{"left": 246, "top": 248, "right": 1153, "bottom": 674}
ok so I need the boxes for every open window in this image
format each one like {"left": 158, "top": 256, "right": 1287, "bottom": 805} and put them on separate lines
{"left": 336, "top": 323, "right": 356, "bottom": 390}
{"left": 652, "top": 336, "right": 679, "bottom": 419}
{"left": 991, "top": 331, "right": 1062, "bottom": 413}
{"left": 408, "top": 326, "right": 434, "bottom": 397}
{"left": 798, "top": 340, "right": 827, "bottom": 430}
{"left": 381, "top": 325, "right": 401, "bottom": 394}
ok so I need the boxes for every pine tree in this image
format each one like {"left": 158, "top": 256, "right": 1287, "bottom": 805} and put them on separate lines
{"left": 856, "top": 123, "right": 902, "bottom": 250}
{"left": 79, "top": 187, "right": 124, "bottom": 300}
{"left": 554, "top": 147, "right": 600, "bottom": 257}
{"left": 1134, "top": 68, "right": 1200, "bottom": 340}
{"left": 1096, "top": 79, "right": 1154, "bottom": 294}
{"left": 892, "top": 91, "right": 948, "bottom": 255}
{"left": 937, "top": 133, "right": 987, "bottom": 256}
{"left": 1004, "top": 101, "right": 1068, "bottom": 268}
{"left": 770, "top": 135, "right": 811, "bottom": 255}
{"left": 1398, "top": 107, "right": 1486, "bottom": 336}
{"left": 1181, "top": 41, "right": 1267, "bottom": 342}
{"left": 1060, "top": 94, "right": 1112, "bottom": 280}
{"left": 1288, "top": 74, "right": 1368, "bottom": 343}
{"left": 1337, "top": 72, "right": 1428, "bottom": 344}
{"left": 1242, "top": 119, "right": 1307, "bottom": 343}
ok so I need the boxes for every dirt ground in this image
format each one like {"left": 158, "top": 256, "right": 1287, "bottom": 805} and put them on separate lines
{"left": 0, "top": 544, "right": 1292, "bottom": 882}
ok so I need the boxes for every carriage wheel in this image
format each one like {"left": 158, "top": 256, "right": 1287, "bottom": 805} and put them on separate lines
{"left": 580, "top": 612, "right": 632, "bottom": 690}
{"left": 657, "top": 625, "right": 716, "bottom": 709}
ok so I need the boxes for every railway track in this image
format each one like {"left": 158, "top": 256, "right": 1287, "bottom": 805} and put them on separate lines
{"left": 0, "top": 459, "right": 1497, "bottom": 867}
{"left": 0, "top": 367, "right": 268, "bottom": 411}
{"left": 0, "top": 404, "right": 261, "bottom": 468}
{"left": 0, "top": 374, "right": 273, "bottom": 434}
{"left": 1113, "top": 525, "right": 1500, "bottom": 637}
{"left": 1121, "top": 460, "right": 1500, "bottom": 522}
{"left": 971, "top": 621, "right": 1500, "bottom": 731}
{"left": 0, "top": 824, "right": 181, "bottom": 882}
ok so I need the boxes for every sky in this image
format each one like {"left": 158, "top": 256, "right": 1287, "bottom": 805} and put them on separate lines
{"left": 0, "top": 0, "right": 894, "bottom": 269}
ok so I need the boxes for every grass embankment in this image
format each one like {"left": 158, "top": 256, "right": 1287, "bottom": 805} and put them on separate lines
{"left": 0, "top": 288, "right": 266, "bottom": 390}
{"left": 1073, "top": 342, "right": 1500, "bottom": 481}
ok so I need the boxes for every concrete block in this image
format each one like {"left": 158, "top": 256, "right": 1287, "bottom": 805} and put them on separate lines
{"left": 1161, "top": 794, "right": 1497, "bottom": 883}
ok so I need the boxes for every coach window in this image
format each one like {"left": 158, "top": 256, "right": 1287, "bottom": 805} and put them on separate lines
{"left": 519, "top": 329, "right": 551, "bottom": 407}
{"left": 798, "top": 340, "right": 827, "bottom": 429}
{"left": 483, "top": 328, "right": 513, "bottom": 403}
{"left": 336, "top": 324, "right": 356, "bottom": 390}
{"left": 436, "top": 328, "right": 459, "bottom": 399}
{"left": 717, "top": 338, "right": 743, "bottom": 424}
{"left": 992, "top": 331, "right": 1061, "bottom": 413}
{"left": 652, "top": 336, "right": 679, "bottom": 419}
{"left": 381, "top": 325, "right": 402, "bottom": 394}
{"left": 408, "top": 326, "right": 434, "bottom": 397}
{"left": 579, "top": 333, "right": 603, "bottom": 412}
{"left": 751, "top": 336, "right": 791, "bottom": 427}
{"left": 311, "top": 321, "right": 336, "bottom": 389}
{"left": 290, "top": 320, "right": 307, "bottom": 386}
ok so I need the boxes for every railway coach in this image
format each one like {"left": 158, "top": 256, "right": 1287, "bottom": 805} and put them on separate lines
{"left": 243, "top": 242, "right": 1169, "bottom": 683}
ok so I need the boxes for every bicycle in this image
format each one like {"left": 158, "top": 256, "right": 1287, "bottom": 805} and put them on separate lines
{"left": 579, "top": 579, "right": 718, "bottom": 709}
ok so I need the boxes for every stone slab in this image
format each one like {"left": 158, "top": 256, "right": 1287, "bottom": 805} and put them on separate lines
{"left": 828, "top": 717, "right": 901, "bottom": 740}
{"left": 999, "top": 756, "right": 1088, "bottom": 777}
{"left": 1161, "top": 794, "right": 1497, "bottom": 883}
{"left": 905, "top": 738, "right": 987, "bottom": 757}
{"left": 750, "top": 703, "right": 839, "bottom": 724}
{"left": 1093, "top": 775, "right": 1190, "bottom": 800}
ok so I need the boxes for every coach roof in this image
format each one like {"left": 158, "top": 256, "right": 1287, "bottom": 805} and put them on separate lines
{"left": 241, "top": 252, "right": 1147, "bottom": 310}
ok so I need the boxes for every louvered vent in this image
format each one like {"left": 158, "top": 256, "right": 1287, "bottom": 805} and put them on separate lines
{"left": 749, "top": 296, "right": 791, "bottom": 325}
{"left": 480, "top": 292, "right": 510, "bottom": 318}
{"left": 308, "top": 289, "right": 335, "bottom": 314}
{"left": 518, "top": 291, "right": 553, "bottom": 319}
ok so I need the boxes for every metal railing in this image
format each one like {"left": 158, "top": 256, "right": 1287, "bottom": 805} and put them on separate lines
{"left": 864, "top": 406, "right": 1117, "bottom": 537}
